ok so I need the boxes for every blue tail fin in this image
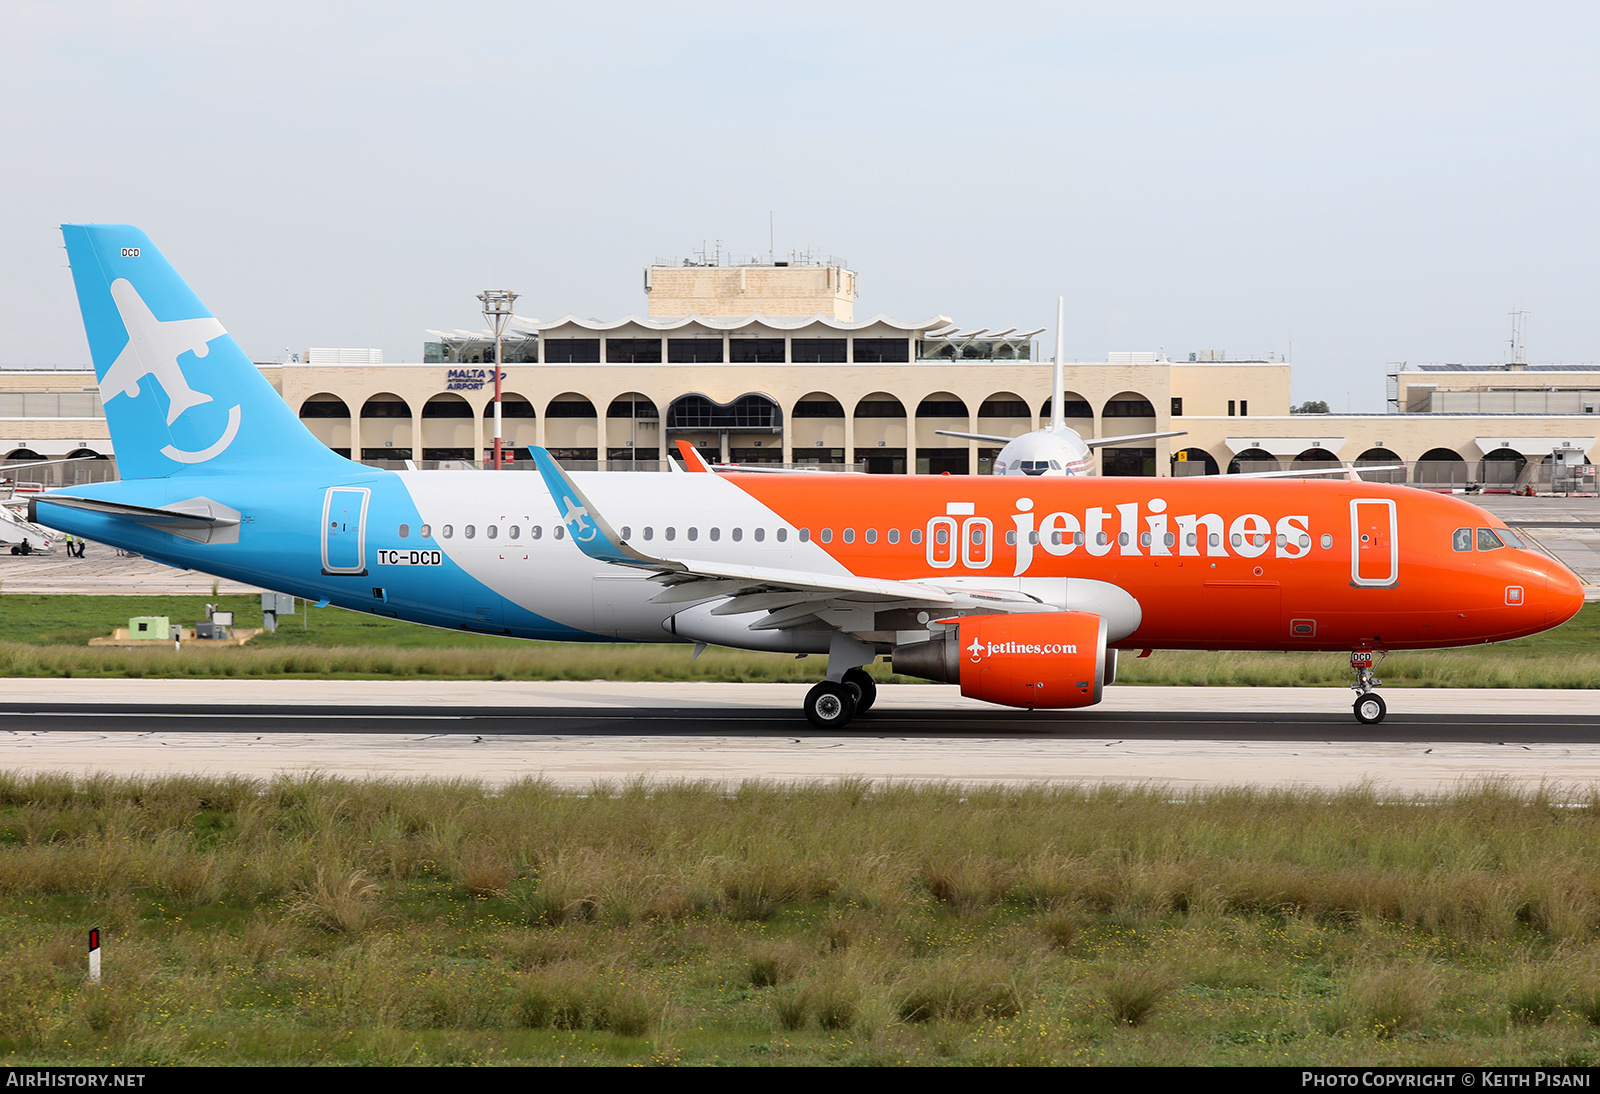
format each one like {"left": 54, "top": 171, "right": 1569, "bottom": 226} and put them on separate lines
{"left": 61, "top": 224, "right": 349, "bottom": 479}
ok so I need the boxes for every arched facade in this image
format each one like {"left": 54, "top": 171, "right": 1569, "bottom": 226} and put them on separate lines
{"left": 544, "top": 393, "right": 598, "bottom": 460}
{"left": 1355, "top": 447, "right": 1405, "bottom": 484}
{"left": 359, "top": 393, "right": 412, "bottom": 461}
{"left": 298, "top": 393, "right": 352, "bottom": 455}
{"left": 1414, "top": 447, "right": 1468, "bottom": 489}
{"left": 852, "top": 392, "right": 907, "bottom": 473}
{"left": 1229, "top": 447, "right": 1280, "bottom": 474}
{"left": 604, "top": 392, "right": 657, "bottom": 462}
{"left": 1171, "top": 446, "right": 1219, "bottom": 476}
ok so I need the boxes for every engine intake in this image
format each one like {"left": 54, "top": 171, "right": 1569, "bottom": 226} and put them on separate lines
{"left": 892, "top": 611, "right": 1109, "bottom": 709}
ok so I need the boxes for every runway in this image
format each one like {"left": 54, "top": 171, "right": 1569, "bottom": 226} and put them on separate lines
{"left": 4, "top": 681, "right": 1599, "bottom": 793}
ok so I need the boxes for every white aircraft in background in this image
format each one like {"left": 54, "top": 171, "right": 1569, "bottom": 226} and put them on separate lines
{"left": 936, "top": 298, "right": 1186, "bottom": 477}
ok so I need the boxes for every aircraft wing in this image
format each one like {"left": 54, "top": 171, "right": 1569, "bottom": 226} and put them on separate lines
{"left": 934, "top": 429, "right": 1018, "bottom": 444}
{"left": 527, "top": 447, "right": 1060, "bottom": 629}
{"left": 1084, "top": 430, "right": 1187, "bottom": 448}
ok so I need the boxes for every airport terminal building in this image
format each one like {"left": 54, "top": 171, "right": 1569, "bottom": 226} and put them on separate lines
{"left": 3, "top": 254, "right": 1595, "bottom": 491}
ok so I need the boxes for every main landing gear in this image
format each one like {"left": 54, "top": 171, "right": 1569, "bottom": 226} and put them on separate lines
{"left": 1350, "top": 650, "right": 1386, "bottom": 725}
{"left": 803, "top": 634, "right": 879, "bottom": 729}
{"left": 803, "top": 668, "right": 877, "bottom": 729}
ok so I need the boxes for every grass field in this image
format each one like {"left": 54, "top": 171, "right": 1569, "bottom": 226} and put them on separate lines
{"left": 0, "top": 594, "right": 1595, "bottom": 687}
{"left": 6, "top": 775, "right": 1600, "bottom": 1065}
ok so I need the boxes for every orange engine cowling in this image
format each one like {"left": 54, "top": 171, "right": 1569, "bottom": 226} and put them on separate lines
{"left": 891, "top": 611, "right": 1109, "bottom": 709}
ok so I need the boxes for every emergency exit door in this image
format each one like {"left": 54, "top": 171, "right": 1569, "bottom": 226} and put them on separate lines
{"left": 321, "top": 487, "right": 370, "bottom": 576}
{"left": 1350, "top": 498, "right": 1398, "bottom": 587}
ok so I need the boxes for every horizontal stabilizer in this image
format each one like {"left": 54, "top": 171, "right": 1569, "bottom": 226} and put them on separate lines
{"left": 34, "top": 494, "right": 241, "bottom": 544}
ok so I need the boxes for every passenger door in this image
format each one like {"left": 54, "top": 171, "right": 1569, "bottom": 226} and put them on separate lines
{"left": 321, "top": 487, "right": 369, "bottom": 576}
{"left": 1349, "top": 498, "right": 1398, "bottom": 588}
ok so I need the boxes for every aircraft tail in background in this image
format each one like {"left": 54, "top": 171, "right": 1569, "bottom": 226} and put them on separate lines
{"left": 60, "top": 224, "right": 349, "bottom": 480}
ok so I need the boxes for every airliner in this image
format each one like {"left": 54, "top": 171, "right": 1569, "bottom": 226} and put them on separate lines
{"left": 34, "top": 225, "right": 1586, "bottom": 729}
{"left": 935, "top": 299, "right": 1186, "bottom": 477}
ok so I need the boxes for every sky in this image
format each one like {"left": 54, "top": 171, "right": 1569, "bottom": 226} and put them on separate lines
{"left": 4, "top": 1, "right": 1597, "bottom": 410}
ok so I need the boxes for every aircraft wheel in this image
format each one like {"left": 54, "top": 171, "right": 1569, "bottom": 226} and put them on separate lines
{"left": 1353, "top": 693, "right": 1387, "bottom": 725}
{"left": 804, "top": 681, "right": 857, "bottom": 729}
{"left": 842, "top": 667, "right": 877, "bottom": 714}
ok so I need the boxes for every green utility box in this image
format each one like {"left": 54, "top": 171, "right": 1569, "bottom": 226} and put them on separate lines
{"left": 129, "top": 616, "right": 170, "bottom": 640}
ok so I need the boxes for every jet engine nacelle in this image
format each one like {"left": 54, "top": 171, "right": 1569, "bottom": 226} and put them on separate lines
{"left": 891, "top": 610, "right": 1109, "bottom": 709}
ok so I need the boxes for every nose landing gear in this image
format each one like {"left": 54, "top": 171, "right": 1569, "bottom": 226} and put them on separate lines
{"left": 1350, "top": 650, "right": 1386, "bottom": 724}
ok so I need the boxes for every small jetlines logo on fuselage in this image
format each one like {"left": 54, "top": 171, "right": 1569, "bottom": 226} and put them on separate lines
{"left": 101, "top": 278, "right": 241, "bottom": 464}
{"left": 968, "top": 638, "right": 1078, "bottom": 662}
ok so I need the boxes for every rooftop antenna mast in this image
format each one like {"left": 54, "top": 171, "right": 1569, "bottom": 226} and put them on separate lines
{"left": 1051, "top": 296, "right": 1066, "bottom": 431}
{"left": 1508, "top": 308, "right": 1529, "bottom": 368}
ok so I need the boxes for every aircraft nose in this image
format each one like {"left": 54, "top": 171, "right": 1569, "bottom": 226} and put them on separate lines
{"left": 1540, "top": 556, "right": 1586, "bottom": 629}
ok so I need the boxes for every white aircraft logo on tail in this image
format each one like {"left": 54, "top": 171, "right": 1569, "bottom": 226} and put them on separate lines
{"left": 101, "top": 279, "right": 224, "bottom": 425}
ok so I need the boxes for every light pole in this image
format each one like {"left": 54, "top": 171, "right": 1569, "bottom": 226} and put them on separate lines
{"left": 477, "top": 288, "right": 518, "bottom": 469}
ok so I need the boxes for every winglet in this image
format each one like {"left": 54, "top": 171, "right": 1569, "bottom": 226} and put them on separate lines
{"left": 675, "top": 440, "right": 714, "bottom": 472}
{"left": 527, "top": 446, "right": 678, "bottom": 569}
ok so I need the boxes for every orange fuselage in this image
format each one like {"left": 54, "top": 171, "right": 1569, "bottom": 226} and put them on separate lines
{"left": 727, "top": 473, "right": 1585, "bottom": 652}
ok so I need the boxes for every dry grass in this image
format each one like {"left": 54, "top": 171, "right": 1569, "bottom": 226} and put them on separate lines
{"left": 4, "top": 774, "right": 1600, "bottom": 1064}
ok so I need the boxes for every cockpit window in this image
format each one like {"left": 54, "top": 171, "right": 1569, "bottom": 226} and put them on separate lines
{"left": 1452, "top": 528, "right": 1472, "bottom": 552}
{"left": 1498, "top": 527, "right": 1528, "bottom": 549}
{"left": 1476, "top": 527, "right": 1504, "bottom": 551}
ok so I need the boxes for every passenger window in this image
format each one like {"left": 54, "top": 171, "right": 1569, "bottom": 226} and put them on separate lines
{"left": 442, "top": 524, "right": 454, "bottom": 539}
{"left": 620, "top": 526, "right": 630, "bottom": 539}
{"left": 1050, "top": 531, "right": 1062, "bottom": 546}
{"left": 420, "top": 524, "right": 431, "bottom": 539}
{"left": 910, "top": 529, "right": 922, "bottom": 545}
{"left": 1005, "top": 531, "right": 1017, "bottom": 546}
{"left": 971, "top": 527, "right": 984, "bottom": 545}
{"left": 1139, "top": 532, "right": 1150, "bottom": 547}
{"left": 398, "top": 524, "right": 410, "bottom": 539}
{"left": 709, "top": 528, "right": 720, "bottom": 541}
{"left": 666, "top": 527, "right": 676, "bottom": 541}
{"left": 1096, "top": 532, "right": 1108, "bottom": 546}
{"left": 531, "top": 526, "right": 542, "bottom": 539}
{"left": 554, "top": 526, "right": 565, "bottom": 540}
{"left": 820, "top": 529, "right": 833, "bottom": 543}
{"left": 888, "top": 529, "right": 900, "bottom": 544}
{"left": 1117, "top": 532, "right": 1129, "bottom": 546}
{"left": 732, "top": 528, "right": 742, "bottom": 542}
{"left": 865, "top": 529, "right": 877, "bottom": 544}
{"left": 1452, "top": 528, "right": 1473, "bottom": 552}
{"left": 465, "top": 525, "right": 476, "bottom": 539}
{"left": 688, "top": 528, "right": 699, "bottom": 541}
{"left": 935, "top": 527, "right": 949, "bottom": 546}
{"left": 1163, "top": 533, "right": 1174, "bottom": 547}
{"left": 754, "top": 528, "right": 765, "bottom": 542}
{"left": 842, "top": 529, "right": 854, "bottom": 544}
{"left": 1477, "top": 527, "right": 1504, "bottom": 551}
{"left": 795, "top": 529, "right": 805, "bottom": 542}
{"left": 643, "top": 527, "right": 653, "bottom": 540}
{"left": 510, "top": 525, "right": 520, "bottom": 540}
{"left": 487, "top": 525, "right": 498, "bottom": 539}
{"left": 1208, "top": 533, "right": 1220, "bottom": 547}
